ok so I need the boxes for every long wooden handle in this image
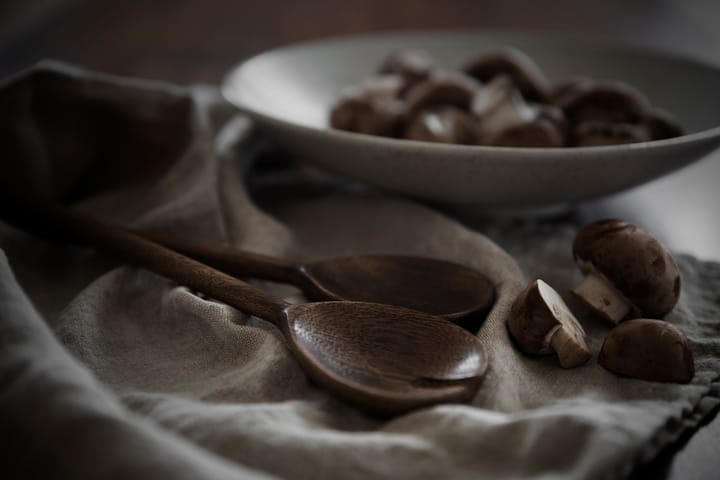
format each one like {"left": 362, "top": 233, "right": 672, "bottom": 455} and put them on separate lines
{"left": 138, "top": 232, "right": 309, "bottom": 287}
{"left": 0, "top": 193, "right": 289, "bottom": 326}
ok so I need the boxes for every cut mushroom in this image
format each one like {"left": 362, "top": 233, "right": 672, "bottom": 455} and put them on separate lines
{"left": 329, "top": 75, "right": 407, "bottom": 137}
{"left": 404, "top": 107, "right": 476, "bottom": 144}
{"left": 472, "top": 76, "right": 564, "bottom": 147}
{"left": 572, "top": 219, "right": 681, "bottom": 324}
{"left": 507, "top": 279, "right": 592, "bottom": 368}
{"left": 599, "top": 319, "right": 694, "bottom": 383}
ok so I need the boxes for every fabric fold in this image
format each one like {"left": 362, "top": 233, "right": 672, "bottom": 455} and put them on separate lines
{"left": 1, "top": 62, "right": 719, "bottom": 479}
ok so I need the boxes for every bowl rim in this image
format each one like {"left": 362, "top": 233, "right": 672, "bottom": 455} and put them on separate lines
{"left": 222, "top": 28, "right": 720, "bottom": 158}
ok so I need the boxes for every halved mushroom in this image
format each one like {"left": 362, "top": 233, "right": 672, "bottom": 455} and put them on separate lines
{"left": 599, "top": 319, "right": 694, "bottom": 383}
{"left": 472, "top": 76, "right": 564, "bottom": 147}
{"left": 462, "top": 47, "right": 552, "bottom": 102}
{"left": 572, "top": 219, "right": 681, "bottom": 324}
{"left": 329, "top": 75, "right": 407, "bottom": 137}
{"left": 507, "top": 279, "right": 592, "bottom": 368}
{"left": 404, "top": 106, "right": 476, "bottom": 144}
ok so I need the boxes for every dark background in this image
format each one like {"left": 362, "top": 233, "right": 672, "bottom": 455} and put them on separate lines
{"left": 2, "top": 0, "right": 720, "bottom": 84}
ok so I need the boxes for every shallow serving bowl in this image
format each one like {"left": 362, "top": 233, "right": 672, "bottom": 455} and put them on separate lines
{"left": 223, "top": 30, "right": 720, "bottom": 207}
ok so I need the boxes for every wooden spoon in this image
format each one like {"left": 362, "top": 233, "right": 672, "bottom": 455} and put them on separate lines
{"left": 137, "top": 234, "right": 496, "bottom": 321}
{"left": 0, "top": 194, "right": 488, "bottom": 415}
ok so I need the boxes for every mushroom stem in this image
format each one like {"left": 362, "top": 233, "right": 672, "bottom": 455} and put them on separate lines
{"left": 507, "top": 279, "right": 592, "bottom": 368}
{"left": 549, "top": 327, "right": 592, "bottom": 368}
{"left": 572, "top": 271, "right": 631, "bottom": 323}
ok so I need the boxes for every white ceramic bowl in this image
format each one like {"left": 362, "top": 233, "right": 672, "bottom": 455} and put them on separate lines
{"left": 223, "top": 31, "right": 720, "bottom": 207}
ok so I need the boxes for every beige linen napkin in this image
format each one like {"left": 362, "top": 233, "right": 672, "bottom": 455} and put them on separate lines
{"left": 1, "top": 62, "right": 719, "bottom": 479}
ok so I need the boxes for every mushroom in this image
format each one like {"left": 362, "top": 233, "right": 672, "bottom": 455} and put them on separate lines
{"left": 378, "top": 49, "right": 435, "bottom": 94}
{"left": 404, "top": 70, "right": 481, "bottom": 114}
{"left": 646, "top": 108, "right": 685, "bottom": 140}
{"left": 573, "top": 121, "right": 652, "bottom": 147}
{"left": 572, "top": 219, "right": 681, "bottom": 324}
{"left": 404, "top": 106, "right": 476, "bottom": 144}
{"left": 329, "top": 75, "right": 407, "bottom": 137}
{"left": 472, "top": 76, "right": 564, "bottom": 147}
{"left": 550, "top": 76, "right": 595, "bottom": 105}
{"left": 507, "top": 279, "right": 592, "bottom": 368}
{"left": 556, "top": 79, "right": 653, "bottom": 125}
{"left": 599, "top": 319, "right": 694, "bottom": 383}
{"left": 462, "top": 47, "right": 552, "bottom": 102}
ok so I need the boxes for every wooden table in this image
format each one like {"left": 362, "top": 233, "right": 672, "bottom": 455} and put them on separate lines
{"left": 2, "top": 0, "right": 718, "bottom": 477}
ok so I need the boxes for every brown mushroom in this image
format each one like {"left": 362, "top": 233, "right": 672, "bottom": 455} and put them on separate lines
{"left": 378, "top": 49, "right": 435, "bottom": 94}
{"left": 646, "top": 108, "right": 685, "bottom": 140}
{"left": 550, "top": 76, "right": 595, "bottom": 105}
{"left": 462, "top": 47, "right": 552, "bottom": 102}
{"left": 556, "top": 79, "right": 653, "bottom": 124}
{"left": 599, "top": 319, "right": 694, "bottom": 383}
{"left": 329, "top": 75, "right": 407, "bottom": 137}
{"left": 572, "top": 219, "right": 681, "bottom": 324}
{"left": 405, "top": 70, "right": 481, "bottom": 114}
{"left": 538, "top": 105, "right": 569, "bottom": 137}
{"left": 404, "top": 107, "right": 476, "bottom": 144}
{"left": 507, "top": 279, "right": 592, "bottom": 368}
{"left": 472, "top": 76, "right": 564, "bottom": 147}
{"left": 573, "top": 121, "right": 652, "bottom": 147}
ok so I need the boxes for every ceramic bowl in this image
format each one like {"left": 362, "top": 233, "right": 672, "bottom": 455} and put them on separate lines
{"left": 223, "top": 31, "right": 720, "bottom": 207}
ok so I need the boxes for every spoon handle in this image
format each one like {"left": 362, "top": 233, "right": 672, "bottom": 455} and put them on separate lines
{"left": 0, "top": 193, "right": 289, "bottom": 326}
{"left": 137, "top": 233, "right": 308, "bottom": 287}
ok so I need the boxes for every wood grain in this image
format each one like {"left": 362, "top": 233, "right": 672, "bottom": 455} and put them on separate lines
{"left": 140, "top": 233, "right": 496, "bottom": 321}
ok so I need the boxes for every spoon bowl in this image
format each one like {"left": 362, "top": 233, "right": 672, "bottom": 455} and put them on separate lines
{"left": 0, "top": 193, "right": 489, "bottom": 415}
{"left": 301, "top": 255, "right": 494, "bottom": 320}
{"left": 139, "top": 235, "right": 496, "bottom": 321}
{"left": 286, "top": 301, "right": 487, "bottom": 414}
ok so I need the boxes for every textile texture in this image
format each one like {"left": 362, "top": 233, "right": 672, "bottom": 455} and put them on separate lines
{"left": 1, "top": 63, "right": 719, "bottom": 479}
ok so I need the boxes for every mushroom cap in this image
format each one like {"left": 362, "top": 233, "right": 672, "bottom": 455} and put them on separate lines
{"left": 405, "top": 70, "right": 480, "bottom": 114}
{"left": 507, "top": 279, "right": 584, "bottom": 355}
{"left": 462, "top": 47, "right": 551, "bottom": 102}
{"left": 483, "top": 119, "right": 564, "bottom": 147}
{"left": 378, "top": 49, "right": 435, "bottom": 87}
{"left": 550, "top": 76, "right": 595, "bottom": 105}
{"left": 556, "top": 80, "right": 652, "bottom": 124}
{"left": 573, "top": 219, "right": 681, "bottom": 318}
{"left": 599, "top": 319, "right": 694, "bottom": 383}
{"left": 508, "top": 280, "right": 558, "bottom": 355}
{"left": 329, "top": 94, "right": 406, "bottom": 137}
{"left": 646, "top": 108, "right": 685, "bottom": 140}
{"left": 572, "top": 121, "right": 652, "bottom": 147}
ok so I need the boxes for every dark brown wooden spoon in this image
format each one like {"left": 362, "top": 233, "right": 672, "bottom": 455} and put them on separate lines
{"left": 0, "top": 194, "right": 488, "bottom": 415}
{"left": 137, "top": 234, "right": 496, "bottom": 321}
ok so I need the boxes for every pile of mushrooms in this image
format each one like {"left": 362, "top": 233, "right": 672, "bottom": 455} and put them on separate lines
{"left": 507, "top": 219, "right": 694, "bottom": 384}
{"left": 330, "top": 48, "right": 683, "bottom": 147}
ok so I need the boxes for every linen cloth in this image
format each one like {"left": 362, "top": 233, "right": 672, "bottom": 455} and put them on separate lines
{"left": 1, "top": 62, "right": 719, "bottom": 479}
